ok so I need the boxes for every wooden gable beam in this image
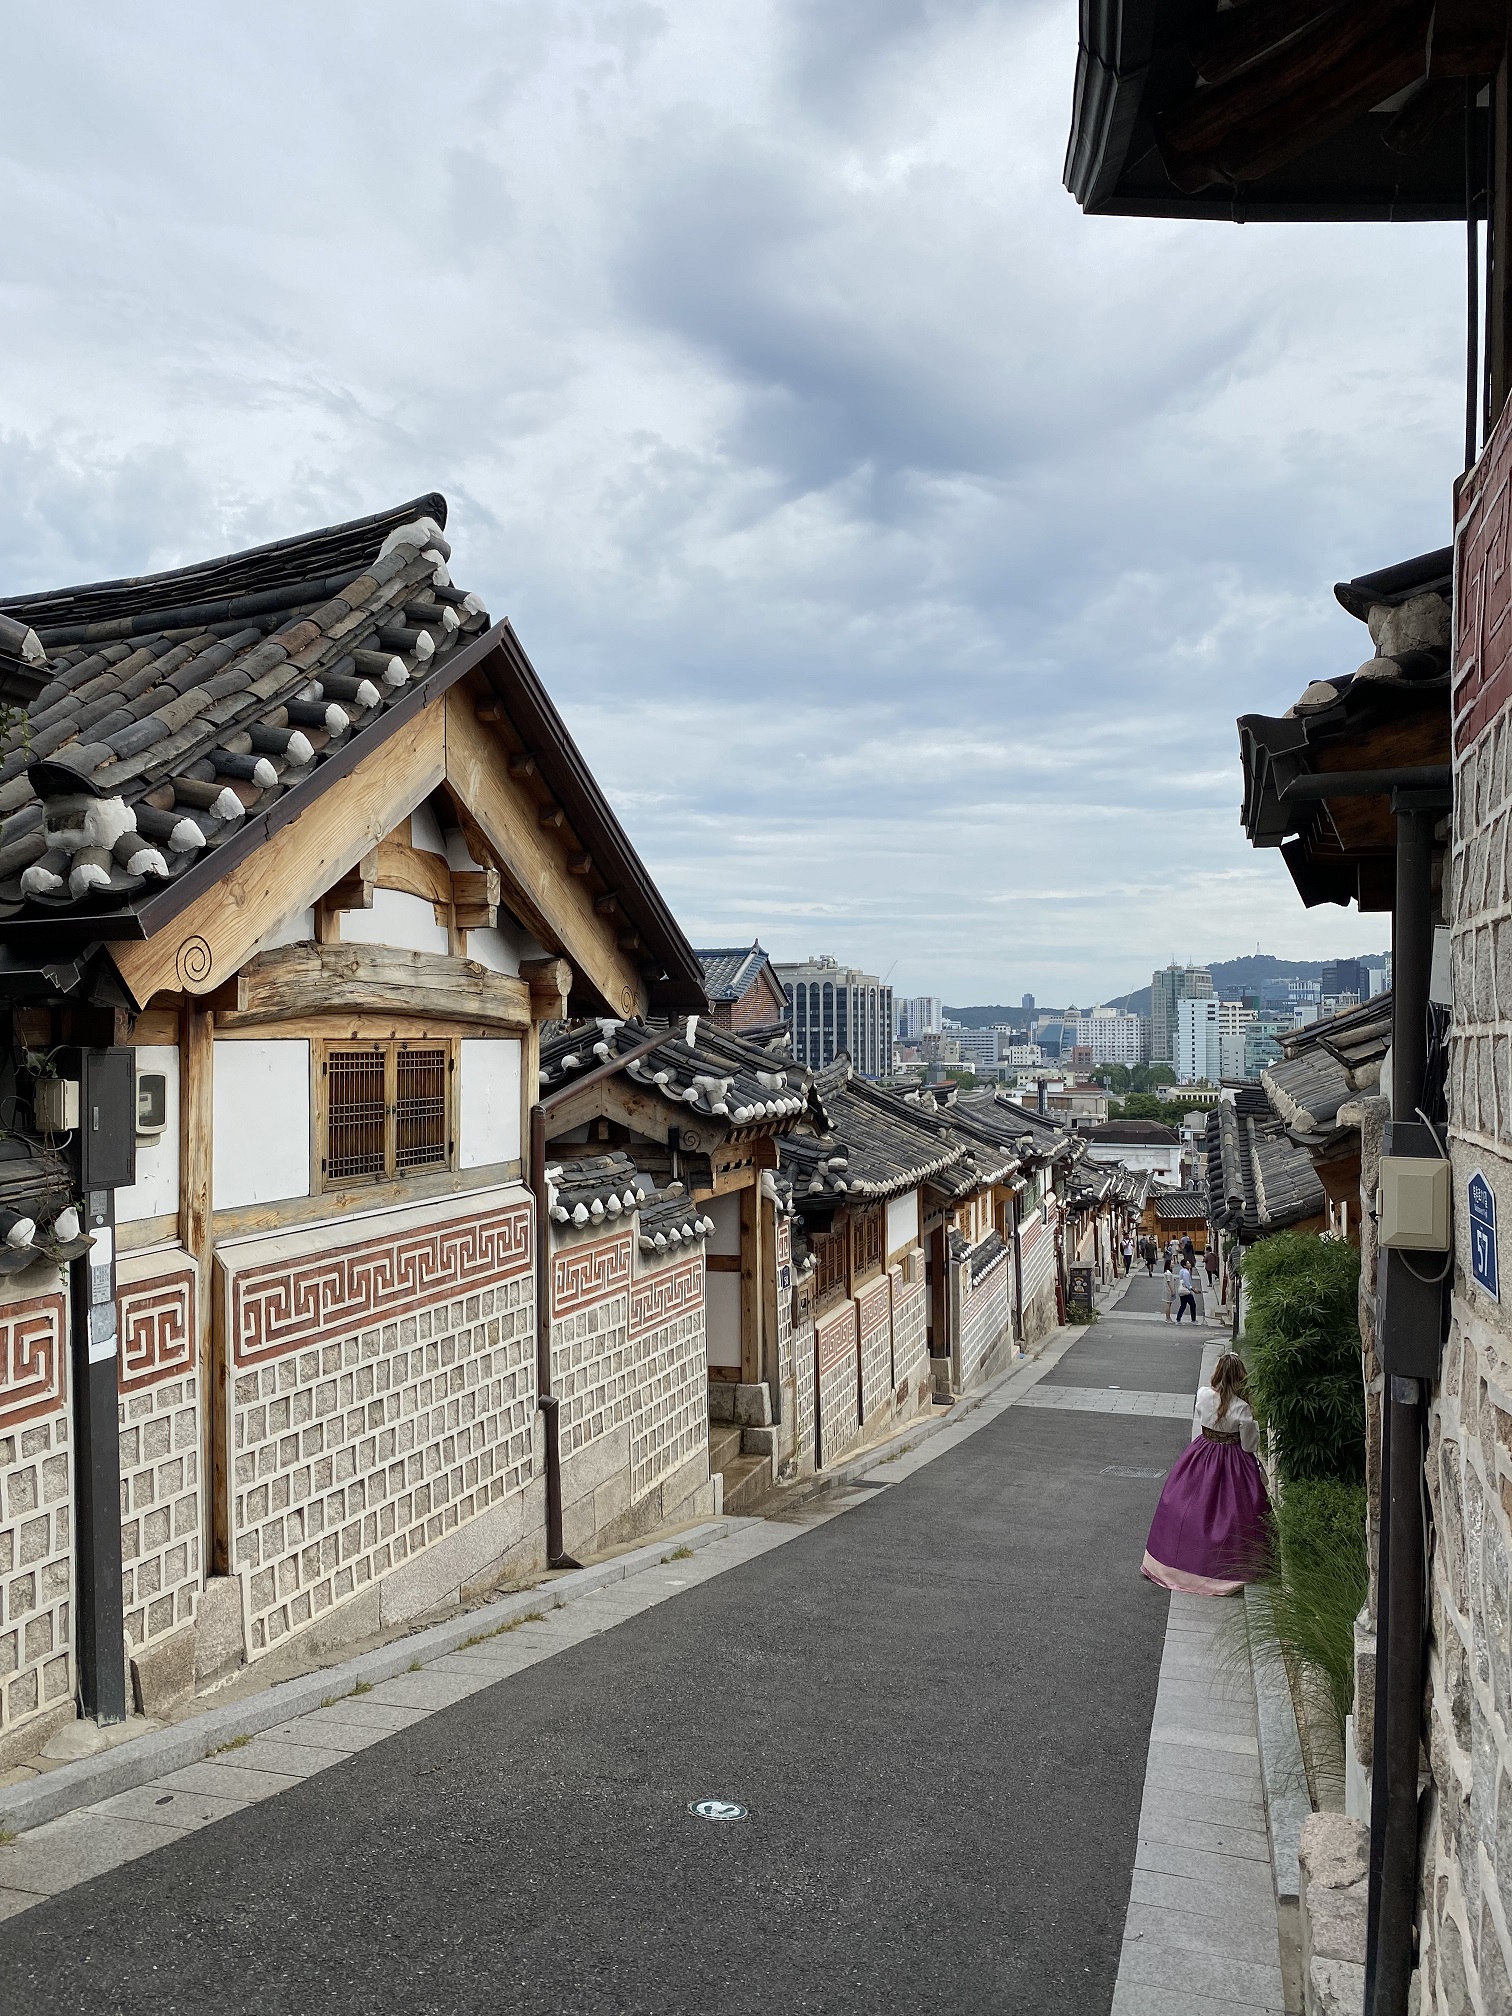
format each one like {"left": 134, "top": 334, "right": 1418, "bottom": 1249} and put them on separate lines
{"left": 207, "top": 940, "right": 531, "bottom": 1030}
{"left": 109, "top": 702, "right": 446, "bottom": 1008}
{"left": 443, "top": 683, "right": 649, "bottom": 1020}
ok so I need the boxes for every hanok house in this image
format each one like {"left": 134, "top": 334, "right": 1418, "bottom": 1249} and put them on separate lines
{"left": 1259, "top": 991, "right": 1393, "bottom": 1246}
{"left": 535, "top": 1016, "right": 819, "bottom": 1515}
{"left": 780, "top": 1067, "right": 960, "bottom": 1469}
{"left": 693, "top": 942, "right": 787, "bottom": 1034}
{"left": 955, "top": 1089, "right": 1081, "bottom": 1345}
{"left": 0, "top": 495, "right": 708, "bottom": 1761}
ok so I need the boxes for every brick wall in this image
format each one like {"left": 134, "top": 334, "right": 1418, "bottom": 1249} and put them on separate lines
{"left": 0, "top": 1278, "right": 71, "bottom": 1764}
{"left": 220, "top": 1191, "right": 538, "bottom": 1657}
{"left": 116, "top": 1256, "right": 201, "bottom": 1658}
{"left": 891, "top": 1263, "right": 928, "bottom": 1404}
{"left": 1017, "top": 1206, "right": 1059, "bottom": 1347}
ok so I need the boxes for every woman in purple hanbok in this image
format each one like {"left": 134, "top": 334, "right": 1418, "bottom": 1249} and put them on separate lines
{"left": 1142, "top": 1352, "right": 1270, "bottom": 1597}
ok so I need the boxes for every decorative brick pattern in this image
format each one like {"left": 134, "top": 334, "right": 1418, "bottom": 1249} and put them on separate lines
{"left": 119, "top": 1268, "right": 195, "bottom": 1393}
{"left": 0, "top": 1283, "right": 71, "bottom": 1755}
{"left": 627, "top": 1297, "right": 707, "bottom": 1500}
{"left": 233, "top": 1203, "right": 532, "bottom": 1367}
{"left": 553, "top": 1233, "right": 632, "bottom": 1321}
{"left": 0, "top": 1293, "right": 66, "bottom": 1434}
{"left": 857, "top": 1275, "right": 892, "bottom": 1424}
{"left": 228, "top": 1204, "right": 537, "bottom": 1655}
{"left": 628, "top": 1253, "right": 701, "bottom": 1338}
{"left": 1454, "top": 430, "right": 1512, "bottom": 757}
{"left": 815, "top": 1302, "right": 860, "bottom": 1466}
{"left": 1448, "top": 702, "right": 1512, "bottom": 1153}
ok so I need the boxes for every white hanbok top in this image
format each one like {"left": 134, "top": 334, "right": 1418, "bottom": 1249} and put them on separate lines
{"left": 1192, "top": 1386, "right": 1260, "bottom": 1453}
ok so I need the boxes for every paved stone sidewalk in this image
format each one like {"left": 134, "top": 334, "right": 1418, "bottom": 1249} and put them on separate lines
{"left": 1017, "top": 1385, "right": 1194, "bottom": 1419}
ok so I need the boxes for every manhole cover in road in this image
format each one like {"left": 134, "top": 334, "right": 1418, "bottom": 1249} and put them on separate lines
{"left": 689, "top": 1799, "right": 748, "bottom": 1822}
{"left": 1102, "top": 1466, "right": 1168, "bottom": 1479}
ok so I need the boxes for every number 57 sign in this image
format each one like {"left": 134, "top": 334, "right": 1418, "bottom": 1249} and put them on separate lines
{"left": 1469, "top": 1171, "right": 1500, "bottom": 1302}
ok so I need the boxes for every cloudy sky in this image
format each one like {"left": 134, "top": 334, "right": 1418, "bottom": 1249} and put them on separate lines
{"left": 0, "top": 2, "right": 1463, "bottom": 1004}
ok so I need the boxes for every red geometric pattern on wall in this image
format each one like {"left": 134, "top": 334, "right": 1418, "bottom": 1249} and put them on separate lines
{"left": 628, "top": 1254, "right": 703, "bottom": 1338}
{"left": 817, "top": 1303, "right": 857, "bottom": 1375}
{"left": 118, "top": 1268, "right": 196, "bottom": 1393}
{"left": 552, "top": 1234, "right": 632, "bottom": 1320}
{"left": 233, "top": 1203, "right": 533, "bottom": 1366}
{"left": 856, "top": 1274, "right": 890, "bottom": 1341}
{"left": 0, "top": 1293, "right": 66, "bottom": 1432}
{"left": 1456, "top": 412, "right": 1512, "bottom": 757}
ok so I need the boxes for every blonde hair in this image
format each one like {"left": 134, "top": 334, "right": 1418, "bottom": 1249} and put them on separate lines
{"left": 1211, "top": 1351, "right": 1248, "bottom": 1425}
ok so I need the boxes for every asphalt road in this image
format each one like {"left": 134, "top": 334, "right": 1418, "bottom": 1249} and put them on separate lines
{"left": 0, "top": 1316, "right": 1191, "bottom": 2016}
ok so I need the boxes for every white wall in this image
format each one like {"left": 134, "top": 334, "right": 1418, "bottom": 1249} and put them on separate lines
{"left": 409, "top": 802, "right": 447, "bottom": 855}
{"left": 887, "top": 1189, "right": 920, "bottom": 1259}
{"left": 706, "top": 1193, "right": 742, "bottom": 1256}
{"left": 706, "top": 1272, "right": 742, "bottom": 1367}
{"left": 214, "top": 1041, "right": 311, "bottom": 1208}
{"left": 460, "top": 1039, "right": 522, "bottom": 1168}
{"left": 116, "top": 1046, "right": 180, "bottom": 1224}
{"left": 341, "top": 888, "right": 450, "bottom": 957}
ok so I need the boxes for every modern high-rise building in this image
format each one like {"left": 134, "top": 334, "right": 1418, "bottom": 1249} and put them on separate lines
{"left": 1021, "top": 993, "right": 1035, "bottom": 1014}
{"left": 777, "top": 957, "right": 894, "bottom": 1078}
{"left": 1068, "top": 1005, "right": 1148, "bottom": 1065}
{"left": 1175, "top": 996, "right": 1254, "bottom": 1083}
{"left": 1322, "top": 959, "right": 1365, "bottom": 1001}
{"left": 898, "top": 995, "right": 943, "bottom": 1040}
{"left": 1150, "top": 963, "right": 1214, "bottom": 1066}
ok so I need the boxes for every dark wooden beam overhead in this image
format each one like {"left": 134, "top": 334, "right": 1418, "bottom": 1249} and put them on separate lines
{"left": 1160, "top": 1, "right": 1433, "bottom": 194}
{"left": 1190, "top": 0, "right": 1344, "bottom": 90}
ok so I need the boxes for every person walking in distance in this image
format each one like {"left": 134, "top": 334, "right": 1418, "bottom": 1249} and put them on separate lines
{"left": 1162, "top": 1256, "right": 1178, "bottom": 1322}
{"left": 1142, "top": 1352, "right": 1270, "bottom": 1595}
{"left": 1175, "top": 1258, "right": 1198, "bottom": 1323}
{"left": 1122, "top": 1234, "right": 1134, "bottom": 1276}
{"left": 1144, "top": 1237, "right": 1156, "bottom": 1277}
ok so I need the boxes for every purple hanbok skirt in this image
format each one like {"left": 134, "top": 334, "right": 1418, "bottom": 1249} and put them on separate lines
{"left": 1142, "top": 1435, "right": 1271, "bottom": 1597}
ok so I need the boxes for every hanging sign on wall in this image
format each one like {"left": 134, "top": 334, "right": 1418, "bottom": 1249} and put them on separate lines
{"left": 1469, "top": 1170, "right": 1499, "bottom": 1302}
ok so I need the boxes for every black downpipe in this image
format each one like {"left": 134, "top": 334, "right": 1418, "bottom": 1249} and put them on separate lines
{"left": 1367, "top": 802, "right": 1437, "bottom": 2016}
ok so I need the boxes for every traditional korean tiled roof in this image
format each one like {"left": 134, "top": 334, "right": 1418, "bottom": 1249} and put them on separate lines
{"left": 539, "top": 1017, "right": 818, "bottom": 1134}
{"left": 1206, "top": 1104, "right": 1326, "bottom": 1240}
{"left": 693, "top": 942, "right": 775, "bottom": 1005}
{"left": 544, "top": 1149, "right": 713, "bottom": 1256}
{"left": 0, "top": 497, "right": 490, "bottom": 923}
{"left": 955, "top": 1090, "right": 1081, "bottom": 1168}
{"left": 1152, "top": 1190, "right": 1208, "bottom": 1222}
{"left": 783, "top": 1066, "right": 963, "bottom": 1205}
{"left": 1262, "top": 992, "right": 1392, "bottom": 1147}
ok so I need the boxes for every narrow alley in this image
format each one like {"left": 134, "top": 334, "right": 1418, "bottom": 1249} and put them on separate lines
{"left": 0, "top": 1284, "right": 1285, "bottom": 2016}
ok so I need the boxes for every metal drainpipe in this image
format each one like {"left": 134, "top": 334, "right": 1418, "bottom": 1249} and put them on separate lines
{"left": 1367, "top": 801, "right": 1435, "bottom": 2016}
{"left": 528, "top": 1026, "right": 679, "bottom": 1571}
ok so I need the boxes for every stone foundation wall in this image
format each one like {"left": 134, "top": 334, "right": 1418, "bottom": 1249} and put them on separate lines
{"left": 815, "top": 1299, "right": 860, "bottom": 1466}
{"left": 1018, "top": 1207, "right": 1058, "bottom": 1347}
{"left": 791, "top": 1297, "right": 816, "bottom": 1473}
{"left": 219, "top": 1188, "right": 538, "bottom": 1658}
{"left": 116, "top": 1253, "right": 202, "bottom": 1662}
{"left": 0, "top": 1274, "right": 71, "bottom": 1763}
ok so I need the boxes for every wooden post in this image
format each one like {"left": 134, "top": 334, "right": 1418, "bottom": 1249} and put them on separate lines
{"left": 180, "top": 1005, "right": 218, "bottom": 1571}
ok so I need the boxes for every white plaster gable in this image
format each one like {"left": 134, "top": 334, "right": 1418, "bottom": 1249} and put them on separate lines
{"left": 342, "top": 887, "right": 450, "bottom": 957}
{"left": 409, "top": 801, "right": 447, "bottom": 856}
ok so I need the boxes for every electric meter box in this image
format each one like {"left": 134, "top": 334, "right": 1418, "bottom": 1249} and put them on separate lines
{"left": 1379, "top": 1155, "right": 1451, "bottom": 1252}
{"left": 136, "top": 1069, "right": 168, "bottom": 1139}
{"left": 35, "top": 1078, "right": 80, "bottom": 1133}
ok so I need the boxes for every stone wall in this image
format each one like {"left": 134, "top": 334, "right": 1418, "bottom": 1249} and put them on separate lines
{"left": 958, "top": 1243, "right": 1012, "bottom": 1390}
{"left": 815, "top": 1299, "right": 860, "bottom": 1466}
{"left": 857, "top": 1273, "right": 893, "bottom": 1425}
{"left": 1416, "top": 420, "right": 1512, "bottom": 2012}
{"left": 218, "top": 1188, "right": 540, "bottom": 1658}
{"left": 116, "top": 1253, "right": 202, "bottom": 1671}
{"left": 891, "top": 1262, "right": 928, "bottom": 1406}
{"left": 1018, "top": 1202, "right": 1060, "bottom": 1347}
{"left": 0, "top": 1274, "right": 71, "bottom": 1764}
{"left": 550, "top": 1226, "right": 712, "bottom": 1551}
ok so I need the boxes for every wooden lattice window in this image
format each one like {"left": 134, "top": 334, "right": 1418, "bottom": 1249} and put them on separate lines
{"left": 812, "top": 1228, "right": 848, "bottom": 1310}
{"left": 321, "top": 1040, "right": 454, "bottom": 1186}
{"left": 851, "top": 1203, "right": 884, "bottom": 1283}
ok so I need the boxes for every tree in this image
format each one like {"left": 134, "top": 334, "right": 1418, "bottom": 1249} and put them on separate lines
{"left": 1118, "top": 1093, "right": 1172, "bottom": 1122}
{"left": 1130, "top": 1063, "right": 1176, "bottom": 1093}
{"left": 1092, "top": 1064, "right": 1132, "bottom": 1092}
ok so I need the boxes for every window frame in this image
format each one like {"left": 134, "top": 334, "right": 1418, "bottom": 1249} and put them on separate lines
{"left": 316, "top": 1035, "right": 459, "bottom": 1191}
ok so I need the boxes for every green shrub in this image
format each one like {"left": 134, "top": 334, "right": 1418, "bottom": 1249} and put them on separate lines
{"left": 1243, "top": 1231, "right": 1364, "bottom": 1484}
{"left": 1253, "top": 1479, "right": 1369, "bottom": 1738}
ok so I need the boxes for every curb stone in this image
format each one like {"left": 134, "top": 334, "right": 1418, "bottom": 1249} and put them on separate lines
{"left": 0, "top": 1517, "right": 741, "bottom": 1838}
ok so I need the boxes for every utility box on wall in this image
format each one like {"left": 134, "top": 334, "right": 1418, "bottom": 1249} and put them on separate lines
{"left": 1379, "top": 1155, "right": 1451, "bottom": 1252}
{"left": 81, "top": 1048, "right": 137, "bottom": 1192}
